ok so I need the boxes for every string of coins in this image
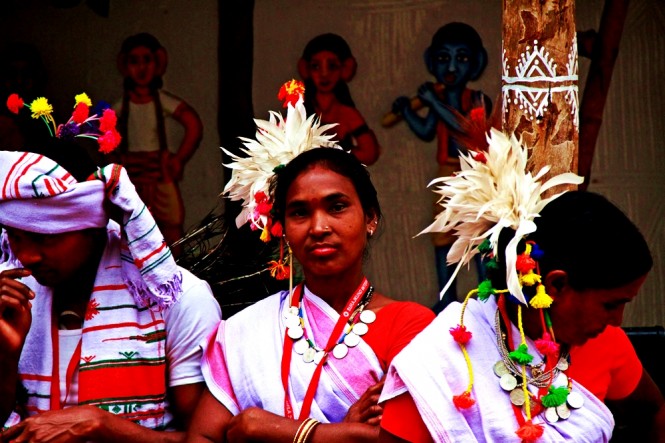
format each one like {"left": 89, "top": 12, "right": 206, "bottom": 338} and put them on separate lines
{"left": 284, "top": 287, "right": 376, "bottom": 364}
{"left": 493, "top": 309, "right": 585, "bottom": 423}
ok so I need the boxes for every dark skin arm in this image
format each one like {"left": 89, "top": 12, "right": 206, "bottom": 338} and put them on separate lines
{"left": 187, "top": 381, "right": 385, "bottom": 443}
{"left": 606, "top": 368, "right": 665, "bottom": 443}
{"left": 1, "top": 382, "right": 205, "bottom": 443}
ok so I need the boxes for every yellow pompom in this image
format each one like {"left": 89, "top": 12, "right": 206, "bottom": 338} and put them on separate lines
{"left": 74, "top": 92, "right": 92, "bottom": 107}
{"left": 520, "top": 270, "right": 541, "bottom": 287}
{"left": 529, "top": 285, "right": 553, "bottom": 309}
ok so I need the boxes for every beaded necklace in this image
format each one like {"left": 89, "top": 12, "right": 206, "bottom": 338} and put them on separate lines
{"left": 284, "top": 286, "right": 375, "bottom": 363}
{"left": 494, "top": 302, "right": 585, "bottom": 426}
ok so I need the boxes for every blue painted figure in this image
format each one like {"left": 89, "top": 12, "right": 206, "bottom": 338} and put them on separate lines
{"left": 392, "top": 23, "right": 492, "bottom": 311}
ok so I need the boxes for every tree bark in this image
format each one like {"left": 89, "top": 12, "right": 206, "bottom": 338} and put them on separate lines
{"left": 502, "top": 0, "right": 579, "bottom": 194}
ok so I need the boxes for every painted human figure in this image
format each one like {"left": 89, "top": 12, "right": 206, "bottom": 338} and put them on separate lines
{"left": 392, "top": 23, "right": 492, "bottom": 310}
{"left": 298, "top": 33, "right": 381, "bottom": 166}
{"left": 114, "top": 33, "right": 203, "bottom": 253}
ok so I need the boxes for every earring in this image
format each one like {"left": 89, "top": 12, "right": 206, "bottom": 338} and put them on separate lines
{"left": 368, "top": 229, "right": 374, "bottom": 237}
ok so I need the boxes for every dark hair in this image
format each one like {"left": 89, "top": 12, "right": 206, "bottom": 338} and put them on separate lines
{"left": 270, "top": 148, "right": 381, "bottom": 225}
{"left": 431, "top": 22, "right": 484, "bottom": 57}
{"left": 24, "top": 138, "right": 98, "bottom": 182}
{"left": 490, "top": 191, "right": 652, "bottom": 291}
{"left": 120, "top": 32, "right": 163, "bottom": 54}
{"left": 301, "top": 33, "right": 356, "bottom": 111}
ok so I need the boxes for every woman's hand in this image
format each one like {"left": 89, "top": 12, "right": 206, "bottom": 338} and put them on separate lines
{"left": 0, "top": 268, "right": 34, "bottom": 356}
{"left": 344, "top": 379, "right": 385, "bottom": 426}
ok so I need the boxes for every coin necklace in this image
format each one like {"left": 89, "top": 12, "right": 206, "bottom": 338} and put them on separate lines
{"left": 281, "top": 278, "right": 374, "bottom": 420}
{"left": 493, "top": 308, "right": 585, "bottom": 424}
{"left": 285, "top": 286, "right": 375, "bottom": 363}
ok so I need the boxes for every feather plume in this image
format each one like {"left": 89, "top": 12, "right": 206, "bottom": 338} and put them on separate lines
{"left": 221, "top": 88, "right": 341, "bottom": 229}
{"left": 419, "top": 128, "right": 583, "bottom": 304}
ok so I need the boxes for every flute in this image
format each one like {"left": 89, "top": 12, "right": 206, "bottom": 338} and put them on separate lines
{"left": 381, "top": 83, "right": 445, "bottom": 128}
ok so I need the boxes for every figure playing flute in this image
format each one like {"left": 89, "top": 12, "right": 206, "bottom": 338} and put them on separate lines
{"left": 390, "top": 22, "right": 492, "bottom": 311}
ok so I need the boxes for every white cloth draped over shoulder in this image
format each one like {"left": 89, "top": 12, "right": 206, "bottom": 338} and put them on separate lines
{"left": 201, "top": 286, "right": 384, "bottom": 423}
{"left": 380, "top": 297, "right": 614, "bottom": 443}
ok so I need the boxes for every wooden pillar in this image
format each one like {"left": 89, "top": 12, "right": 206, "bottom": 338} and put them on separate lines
{"left": 502, "top": 0, "right": 579, "bottom": 190}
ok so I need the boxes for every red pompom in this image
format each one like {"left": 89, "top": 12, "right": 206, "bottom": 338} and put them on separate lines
{"left": 7, "top": 93, "right": 24, "bottom": 114}
{"left": 515, "top": 420, "right": 544, "bottom": 442}
{"left": 72, "top": 102, "right": 89, "bottom": 124}
{"left": 449, "top": 325, "right": 472, "bottom": 344}
{"left": 98, "top": 129, "right": 121, "bottom": 154}
{"left": 516, "top": 253, "right": 536, "bottom": 273}
{"left": 535, "top": 332, "right": 560, "bottom": 357}
{"left": 270, "top": 220, "right": 283, "bottom": 238}
{"left": 452, "top": 391, "right": 476, "bottom": 409}
{"left": 99, "top": 108, "right": 118, "bottom": 132}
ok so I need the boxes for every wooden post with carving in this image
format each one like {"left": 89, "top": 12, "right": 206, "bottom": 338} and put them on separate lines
{"left": 502, "top": 0, "right": 579, "bottom": 192}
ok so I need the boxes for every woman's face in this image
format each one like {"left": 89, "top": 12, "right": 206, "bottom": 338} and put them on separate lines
{"left": 548, "top": 274, "right": 647, "bottom": 346}
{"left": 283, "top": 165, "right": 374, "bottom": 281}
{"left": 308, "top": 50, "right": 342, "bottom": 94}
{"left": 125, "top": 45, "right": 158, "bottom": 87}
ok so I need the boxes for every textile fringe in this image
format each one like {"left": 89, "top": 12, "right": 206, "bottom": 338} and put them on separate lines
{"left": 124, "top": 270, "right": 182, "bottom": 310}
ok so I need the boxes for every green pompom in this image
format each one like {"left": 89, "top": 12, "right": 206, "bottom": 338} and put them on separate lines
{"left": 509, "top": 344, "right": 534, "bottom": 365}
{"left": 476, "top": 280, "right": 495, "bottom": 301}
{"left": 272, "top": 164, "right": 285, "bottom": 173}
{"left": 478, "top": 239, "right": 492, "bottom": 253}
{"left": 541, "top": 386, "right": 569, "bottom": 408}
{"left": 485, "top": 258, "right": 499, "bottom": 270}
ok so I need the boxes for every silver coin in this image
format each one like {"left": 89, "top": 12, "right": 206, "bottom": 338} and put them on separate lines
{"left": 556, "top": 403, "right": 571, "bottom": 419}
{"left": 333, "top": 343, "right": 349, "bottom": 359}
{"left": 303, "top": 347, "right": 316, "bottom": 363}
{"left": 509, "top": 388, "right": 526, "bottom": 406}
{"left": 499, "top": 373, "right": 517, "bottom": 391}
{"left": 284, "top": 314, "right": 301, "bottom": 330}
{"left": 556, "top": 358, "right": 569, "bottom": 371}
{"left": 359, "top": 310, "right": 376, "bottom": 324}
{"left": 353, "top": 322, "right": 369, "bottom": 336}
{"left": 545, "top": 407, "right": 559, "bottom": 423}
{"left": 287, "top": 325, "right": 304, "bottom": 340}
{"left": 493, "top": 361, "right": 510, "bottom": 377}
{"left": 293, "top": 339, "right": 309, "bottom": 355}
{"left": 313, "top": 350, "right": 326, "bottom": 364}
{"left": 553, "top": 372, "right": 568, "bottom": 387}
{"left": 344, "top": 332, "right": 361, "bottom": 348}
{"left": 566, "top": 391, "right": 585, "bottom": 409}
{"left": 285, "top": 306, "right": 299, "bottom": 318}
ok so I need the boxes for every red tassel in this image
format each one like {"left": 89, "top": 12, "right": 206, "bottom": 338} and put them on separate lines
{"left": 449, "top": 325, "right": 472, "bottom": 344}
{"left": 515, "top": 420, "right": 544, "bottom": 442}
{"left": 452, "top": 391, "right": 476, "bottom": 409}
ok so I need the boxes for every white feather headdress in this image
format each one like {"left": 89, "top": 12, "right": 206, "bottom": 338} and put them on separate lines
{"left": 420, "top": 128, "right": 584, "bottom": 304}
{"left": 222, "top": 80, "right": 341, "bottom": 231}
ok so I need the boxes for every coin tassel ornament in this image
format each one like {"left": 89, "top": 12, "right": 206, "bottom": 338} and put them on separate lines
{"left": 424, "top": 129, "right": 584, "bottom": 442}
